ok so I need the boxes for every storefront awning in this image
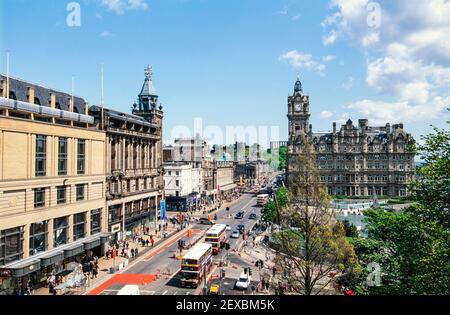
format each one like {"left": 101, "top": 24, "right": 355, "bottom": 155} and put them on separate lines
{"left": 83, "top": 237, "right": 101, "bottom": 250}
{"left": 220, "top": 184, "right": 237, "bottom": 192}
{"left": 4, "top": 260, "right": 41, "bottom": 278}
{"left": 64, "top": 244, "right": 85, "bottom": 258}
{"left": 40, "top": 251, "right": 65, "bottom": 268}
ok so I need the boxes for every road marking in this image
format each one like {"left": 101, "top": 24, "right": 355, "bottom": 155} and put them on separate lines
{"left": 140, "top": 290, "right": 155, "bottom": 294}
{"left": 162, "top": 290, "right": 168, "bottom": 295}
{"left": 174, "top": 291, "right": 178, "bottom": 295}
{"left": 186, "top": 292, "right": 191, "bottom": 295}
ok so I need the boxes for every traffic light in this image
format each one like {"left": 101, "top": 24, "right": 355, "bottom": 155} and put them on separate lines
{"left": 249, "top": 268, "right": 252, "bottom": 276}
{"left": 221, "top": 269, "right": 226, "bottom": 278}
{"left": 244, "top": 268, "right": 248, "bottom": 275}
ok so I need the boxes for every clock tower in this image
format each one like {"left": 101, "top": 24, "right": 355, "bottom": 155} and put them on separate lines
{"left": 287, "top": 76, "right": 311, "bottom": 144}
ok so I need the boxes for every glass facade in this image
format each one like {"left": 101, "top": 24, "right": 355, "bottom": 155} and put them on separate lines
{"left": 34, "top": 188, "right": 46, "bottom": 208}
{"left": 90, "top": 209, "right": 102, "bottom": 235}
{"left": 58, "top": 137, "right": 68, "bottom": 175}
{"left": 35, "top": 135, "right": 46, "bottom": 176}
{"left": 0, "top": 227, "right": 24, "bottom": 265}
{"left": 53, "top": 216, "right": 68, "bottom": 248}
{"left": 73, "top": 212, "right": 86, "bottom": 241}
{"left": 29, "top": 221, "right": 48, "bottom": 256}
{"left": 76, "top": 184, "right": 85, "bottom": 201}
{"left": 77, "top": 139, "right": 86, "bottom": 175}
{"left": 56, "top": 186, "right": 67, "bottom": 204}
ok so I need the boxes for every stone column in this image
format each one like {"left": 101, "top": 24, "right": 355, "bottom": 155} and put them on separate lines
{"left": 47, "top": 219, "right": 54, "bottom": 250}
{"left": 23, "top": 223, "right": 30, "bottom": 259}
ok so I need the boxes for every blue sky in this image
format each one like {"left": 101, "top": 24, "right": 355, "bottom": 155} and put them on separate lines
{"left": 1, "top": 0, "right": 449, "bottom": 147}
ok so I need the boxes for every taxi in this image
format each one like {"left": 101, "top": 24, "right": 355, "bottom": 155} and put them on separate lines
{"left": 209, "top": 283, "right": 221, "bottom": 295}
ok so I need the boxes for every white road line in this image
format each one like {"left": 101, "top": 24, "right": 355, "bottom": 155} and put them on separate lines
{"left": 162, "top": 290, "right": 168, "bottom": 295}
{"left": 140, "top": 290, "right": 155, "bottom": 294}
{"left": 186, "top": 292, "right": 191, "bottom": 295}
{"left": 174, "top": 291, "right": 178, "bottom": 295}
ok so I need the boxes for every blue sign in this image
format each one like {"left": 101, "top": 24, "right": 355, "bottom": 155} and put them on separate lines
{"left": 160, "top": 199, "right": 166, "bottom": 221}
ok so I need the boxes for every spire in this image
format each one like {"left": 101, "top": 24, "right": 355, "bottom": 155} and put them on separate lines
{"left": 140, "top": 65, "right": 157, "bottom": 97}
{"left": 294, "top": 76, "right": 302, "bottom": 93}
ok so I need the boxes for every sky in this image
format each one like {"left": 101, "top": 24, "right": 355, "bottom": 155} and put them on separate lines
{"left": 0, "top": 0, "right": 449, "bottom": 148}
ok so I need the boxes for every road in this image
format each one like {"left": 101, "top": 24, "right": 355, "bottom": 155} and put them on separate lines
{"left": 96, "top": 192, "right": 263, "bottom": 295}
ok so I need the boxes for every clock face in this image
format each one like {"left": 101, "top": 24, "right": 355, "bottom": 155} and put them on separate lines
{"left": 295, "top": 103, "right": 302, "bottom": 111}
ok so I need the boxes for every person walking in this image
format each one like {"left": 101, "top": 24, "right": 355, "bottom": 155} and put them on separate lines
{"left": 145, "top": 239, "right": 149, "bottom": 247}
{"left": 92, "top": 265, "right": 98, "bottom": 279}
{"left": 135, "top": 247, "right": 139, "bottom": 257}
{"left": 151, "top": 237, "right": 154, "bottom": 247}
{"left": 131, "top": 248, "right": 135, "bottom": 258}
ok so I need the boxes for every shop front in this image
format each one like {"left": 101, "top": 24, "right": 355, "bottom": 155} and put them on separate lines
{"left": 0, "top": 232, "right": 111, "bottom": 295}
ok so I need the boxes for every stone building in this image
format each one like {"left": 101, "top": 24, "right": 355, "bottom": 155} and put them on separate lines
{"left": 89, "top": 66, "right": 164, "bottom": 241}
{"left": 0, "top": 75, "right": 108, "bottom": 294}
{"left": 286, "top": 77, "right": 416, "bottom": 197}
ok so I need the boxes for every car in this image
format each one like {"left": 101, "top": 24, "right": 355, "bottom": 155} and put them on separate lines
{"left": 249, "top": 213, "right": 257, "bottom": 220}
{"left": 231, "top": 230, "right": 240, "bottom": 238}
{"left": 234, "top": 212, "right": 243, "bottom": 219}
{"left": 209, "top": 283, "right": 221, "bottom": 295}
{"left": 199, "top": 218, "right": 214, "bottom": 225}
{"left": 237, "top": 224, "right": 245, "bottom": 234}
{"left": 226, "top": 225, "right": 232, "bottom": 231}
{"left": 235, "top": 272, "right": 251, "bottom": 290}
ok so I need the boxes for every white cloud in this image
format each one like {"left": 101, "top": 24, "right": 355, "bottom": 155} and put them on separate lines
{"left": 280, "top": 51, "right": 327, "bottom": 76}
{"left": 322, "top": 0, "right": 450, "bottom": 123}
{"left": 100, "top": 31, "right": 115, "bottom": 37}
{"left": 278, "top": 6, "right": 288, "bottom": 15}
{"left": 292, "top": 14, "right": 301, "bottom": 21}
{"left": 347, "top": 97, "right": 449, "bottom": 125}
{"left": 320, "top": 110, "right": 334, "bottom": 119}
{"left": 322, "top": 55, "right": 336, "bottom": 62}
{"left": 342, "top": 76, "right": 354, "bottom": 90}
{"left": 101, "top": 0, "right": 148, "bottom": 14}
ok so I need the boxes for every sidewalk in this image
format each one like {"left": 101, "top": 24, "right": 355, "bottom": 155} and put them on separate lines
{"left": 32, "top": 225, "right": 180, "bottom": 296}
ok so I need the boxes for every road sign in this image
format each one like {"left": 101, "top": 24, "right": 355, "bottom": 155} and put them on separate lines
{"left": 160, "top": 199, "right": 166, "bottom": 221}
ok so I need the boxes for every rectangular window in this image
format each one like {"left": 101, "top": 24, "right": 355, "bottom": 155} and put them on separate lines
{"left": 73, "top": 213, "right": 86, "bottom": 241}
{"left": 90, "top": 209, "right": 101, "bottom": 235}
{"left": 35, "top": 135, "right": 47, "bottom": 176}
{"left": 29, "top": 221, "right": 48, "bottom": 256}
{"left": 57, "top": 186, "right": 67, "bottom": 204}
{"left": 76, "top": 184, "right": 85, "bottom": 201}
{"left": 135, "top": 179, "right": 139, "bottom": 191}
{"left": 58, "top": 137, "right": 68, "bottom": 175}
{"left": 176, "top": 180, "right": 180, "bottom": 187}
{"left": 34, "top": 188, "right": 46, "bottom": 208}
{"left": 0, "top": 227, "right": 24, "bottom": 265}
{"left": 53, "top": 217, "right": 68, "bottom": 248}
{"left": 77, "top": 139, "right": 86, "bottom": 175}
{"left": 108, "top": 205, "right": 122, "bottom": 225}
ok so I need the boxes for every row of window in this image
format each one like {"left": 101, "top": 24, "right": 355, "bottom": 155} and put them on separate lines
{"left": 34, "top": 184, "right": 86, "bottom": 209}
{"left": 321, "top": 174, "right": 408, "bottom": 183}
{"left": 318, "top": 155, "right": 412, "bottom": 161}
{"left": 0, "top": 210, "right": 101, "bottom": 265}
{"left": 35, "top": 136, "right": 85, "bottom": 177}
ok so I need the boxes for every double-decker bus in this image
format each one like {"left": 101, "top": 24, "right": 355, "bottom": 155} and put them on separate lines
{"left": 180, "top": 243, "right": 213, "bottom": 288}
{"left": 205, "top": 224, "right": 227, "bottom": 255}
{"left": 257, "top": 194, "right": 269, "bottom": 207}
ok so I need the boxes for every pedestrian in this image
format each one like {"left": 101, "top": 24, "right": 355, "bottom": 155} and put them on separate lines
{"left": 151, "top": 237, "right": 154, "bottom": 247}
{"left": 93, "top": 266, "right": 98, "bottom": 279}
{"left": 126, "top": 241, "right": 129, "bottom": 249}
{"left": 131, "top": 248, "right": 135, "bottom": 258}
{"left": 26, "top": 280, "right": 33, "bottom": 295}
{"left": 135, "top": 247, "right": 139, "bottom": 257}
{"left": 146, "top": 239, "right": 149, "bottom": 247}
{"left": 106, "top": 249, "right": 110, "bottom": 260}
{"left": 272, "top": 266, "right": 276, "bottom": 277}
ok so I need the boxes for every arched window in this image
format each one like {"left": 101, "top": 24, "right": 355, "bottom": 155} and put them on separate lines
{"left": 9, "top": 91, "right": 17, "bottom": 100}
{"left": 73, "top": 107, "right": 79, "bottom": 113}
{"left": 55, "top": 102, "right": 61, "bottom": 110}
{"left": 34, "top": 97, "right": 41, "bottom": 105}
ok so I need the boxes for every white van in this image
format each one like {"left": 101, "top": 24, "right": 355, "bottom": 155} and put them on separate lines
{"left": 117, "top": 285, "right": 140, "bottom": 295}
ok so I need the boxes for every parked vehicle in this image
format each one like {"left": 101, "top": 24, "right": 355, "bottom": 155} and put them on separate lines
{"left": 237, "top": 224, "right": 245, "bottom": 234}
{"left": 235, "top": 212, "right": 244, "bottom": 219}
{"left": 249, "top": 213, "right": 257, "bottom": 220}
{"left": 226, "top": 225, "right": 232, "bottom": 231}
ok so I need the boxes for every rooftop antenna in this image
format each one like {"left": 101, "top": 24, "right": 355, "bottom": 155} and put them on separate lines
{"left": 6, "top": 50, "right": 10, "bottom": 98}
{"left": 101, "top": 63, "right": 104, "bottom": 130}
{"left": 71, "top": 75, "right": 75, "bottom": 112}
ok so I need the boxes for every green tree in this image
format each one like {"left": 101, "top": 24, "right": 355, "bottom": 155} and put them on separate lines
{"left": 412, "top": 114, "right": 450, "bottom": 228}
{"left": 342, "top": 220, "right": 359, "bottom": 238}
{"left": 348, "top": 116, "right": 450, "bottom": 295}
{"left": 278, "top": 146, "right": 287, "bottom": 170}
{"left": 273, "top": 140, "right": 359, "bottom": 295}
{"left": 262, "top": 186, "right": 289, "bottom": 224}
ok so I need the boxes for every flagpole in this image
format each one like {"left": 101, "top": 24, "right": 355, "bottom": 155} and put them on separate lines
{"left": 6, "top": 51, "right": 10, "bottom": 98}
{"left": 101, "top": 63, "right": 104, "bottom": 130}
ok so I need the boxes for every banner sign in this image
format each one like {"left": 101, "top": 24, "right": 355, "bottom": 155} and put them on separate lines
{"left": 160, "top": 199, "right": 166, "bottom": 221}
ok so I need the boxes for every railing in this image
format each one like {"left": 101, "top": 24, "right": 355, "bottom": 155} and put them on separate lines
{"left": 106, "top": 126, "right": 161, "bottom": 139}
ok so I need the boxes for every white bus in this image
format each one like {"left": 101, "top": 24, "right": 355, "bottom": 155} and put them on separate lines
{"left": 257, "top": 194, "right": 269, "bottom": 207}
{"left": 205, "top": 224, "right": 227, "bottom": 255}
{"left": 180, "top": 243, "right": 213, "bottom": 288}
